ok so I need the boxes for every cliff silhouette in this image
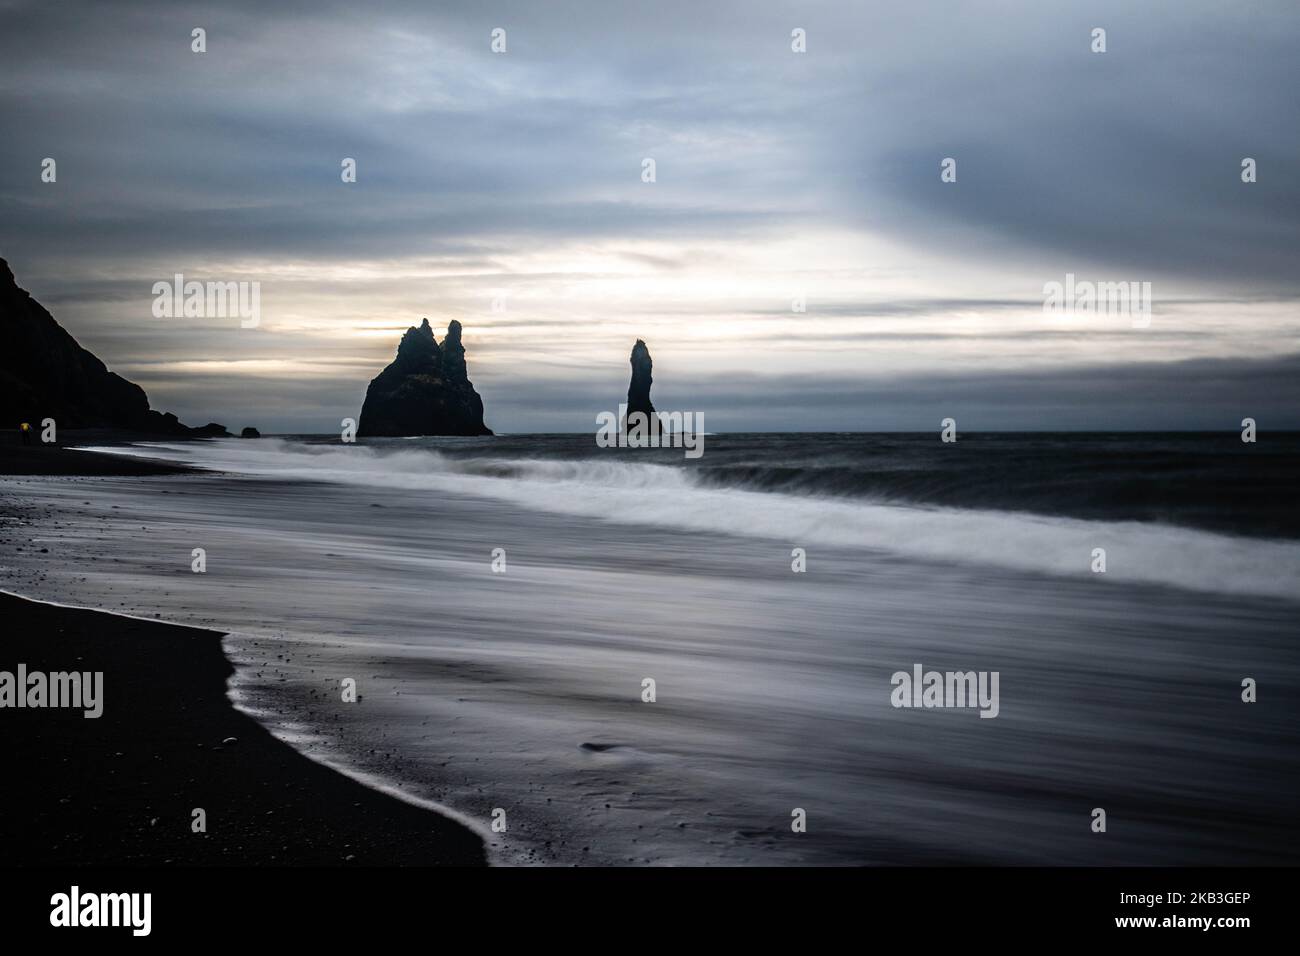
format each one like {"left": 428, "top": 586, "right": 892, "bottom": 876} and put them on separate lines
{"left": 0, "top": 256, "right": 227, "bottom": 436}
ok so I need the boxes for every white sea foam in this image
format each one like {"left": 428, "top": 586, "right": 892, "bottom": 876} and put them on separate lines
{"left": 80, "top": 439, "right": 1300, "bottom": 599}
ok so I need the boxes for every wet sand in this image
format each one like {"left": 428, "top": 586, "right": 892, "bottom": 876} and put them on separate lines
{"left": 0, "top": 436, "right": 194, "bottom": 476}
{"left": 0, "top": 590, "right": 486, "bottom": 866}
{"left": 0, "top": 436, "right": 485, "bottom": 867}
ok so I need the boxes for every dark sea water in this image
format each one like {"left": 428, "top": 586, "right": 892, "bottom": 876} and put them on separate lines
{"left": 308, "top": 431, "right": 1300, "bottom": 539}
{"left": 4, "top": 431, "right": 1298, "bottom": 865}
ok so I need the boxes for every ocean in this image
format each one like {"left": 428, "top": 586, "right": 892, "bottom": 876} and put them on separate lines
{"left": 4, "top": 432, "right": 1298, "bottom": 865}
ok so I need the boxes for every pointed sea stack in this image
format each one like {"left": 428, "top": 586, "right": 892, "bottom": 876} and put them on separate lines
{"left": 627, "top": 339, "right": 656, "bottom": 420}
{"left": 620, "top": 338, "right": 663, "bottom": 436}
{"left": 357, "top": 319, "right": 492, "bottom": 437}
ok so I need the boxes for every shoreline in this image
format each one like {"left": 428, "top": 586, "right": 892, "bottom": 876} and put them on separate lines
{"left": 0, "top": 429, "right": 197, "bottom": 476}
{"left": 0, "top": 587, "right": 486, "bottom": 867}
{"left": 4, "top": 434, "right": 1298, "bottom": 866}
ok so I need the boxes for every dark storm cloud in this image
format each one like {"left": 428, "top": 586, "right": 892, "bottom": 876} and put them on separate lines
{"left": 824, "top": 4, "right": 1300, "bottom": 289}
{"left": 0, "top": 0, "right": 812, "bottom": 267}
{"left": 4, "top": 0, "right": 1292, "bottom": 277}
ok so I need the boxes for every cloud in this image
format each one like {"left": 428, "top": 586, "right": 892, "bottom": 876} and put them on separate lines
{"left": 1, "top": 0, "right": 1296, "bottom": 430}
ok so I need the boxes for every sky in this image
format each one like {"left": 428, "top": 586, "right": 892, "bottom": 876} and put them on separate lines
{"left": 2, "top": 0, "right": 1298, "bottom": 432}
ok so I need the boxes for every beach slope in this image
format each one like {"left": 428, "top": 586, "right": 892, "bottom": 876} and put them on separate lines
{"left": 0, "top": 591, "right": 485, "bottom": 866}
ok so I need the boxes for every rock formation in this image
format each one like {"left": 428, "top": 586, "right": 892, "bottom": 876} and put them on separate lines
{"left": 619, "top": 338, "right": 663, "bottom": 436}
{"left": 357, "top": 318, "right": 491, "bottom": 437}
{"left": 240, "top": 426, "right": 261, "bottom": 438}
{"left": 0, "top": 255, "right": 228, "bottom": 436}
{"left": 627, "top": 339, "right": 656, "bottom": 420}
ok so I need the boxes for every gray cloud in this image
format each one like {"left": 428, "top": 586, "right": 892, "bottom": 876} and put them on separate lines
{"left": 2, "top": 0, "right": 1297, "bottom": 431}
{"left": 5, "top": 0, "right": 1293, "bottom": 275}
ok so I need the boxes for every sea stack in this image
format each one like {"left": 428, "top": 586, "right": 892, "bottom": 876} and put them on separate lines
{"left": 618, "top": 340, "right": 660, "bottom": 437}
{"left": 0, "top": 255, "right": 228, "bottom": 436}
{"left": 627, "top": 339, "right": 656, "bottom": 420}
{"left": 357, "top": 318, "right": 492, "bottom": 437}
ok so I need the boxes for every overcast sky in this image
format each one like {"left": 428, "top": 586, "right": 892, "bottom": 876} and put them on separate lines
{"left": 2, "top": 0, "right": 1298, "bottom": 432}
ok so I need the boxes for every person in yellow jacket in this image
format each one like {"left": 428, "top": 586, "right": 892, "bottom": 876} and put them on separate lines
{"left": 19, "top": 421, "right": 32, "bottom": 446}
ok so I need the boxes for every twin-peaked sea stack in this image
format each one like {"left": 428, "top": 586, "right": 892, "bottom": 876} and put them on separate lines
{"left": 357, "top": 318, "right": 492, "bottom": 437}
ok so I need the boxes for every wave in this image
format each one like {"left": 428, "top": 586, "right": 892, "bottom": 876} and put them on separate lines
{"left": 81, "top": 439, "right": 1300, "bottom": 600}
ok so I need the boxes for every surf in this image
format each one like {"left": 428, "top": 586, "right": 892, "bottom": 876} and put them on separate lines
{"left": 78, "top": 438, "right": 1300, "bottom": 601}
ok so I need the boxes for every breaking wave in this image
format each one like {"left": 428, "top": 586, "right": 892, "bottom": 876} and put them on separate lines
{"left": 80, "top": 438, "right": 1300, "bottom": 600}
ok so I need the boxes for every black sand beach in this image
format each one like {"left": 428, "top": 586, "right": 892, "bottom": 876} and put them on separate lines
{"left": 0, "top": 434, "right": 485, "bottom": 867}
{"left": 0, "top": 591, "right": 486, "bottom": 866}
{"left": 0, "top": 430, "right": 194, "bottom": 477}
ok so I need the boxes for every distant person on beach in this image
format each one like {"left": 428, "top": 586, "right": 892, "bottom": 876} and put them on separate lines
{"left": 20, "top": 422, "right": 32, "bottom": 445}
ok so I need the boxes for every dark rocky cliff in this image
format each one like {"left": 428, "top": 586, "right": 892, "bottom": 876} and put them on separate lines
{"left": 357, "top": 318, "right": 491, "bottom": 437}
{"left": 0, "top": 256, "right": 227, "bottom": 436}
